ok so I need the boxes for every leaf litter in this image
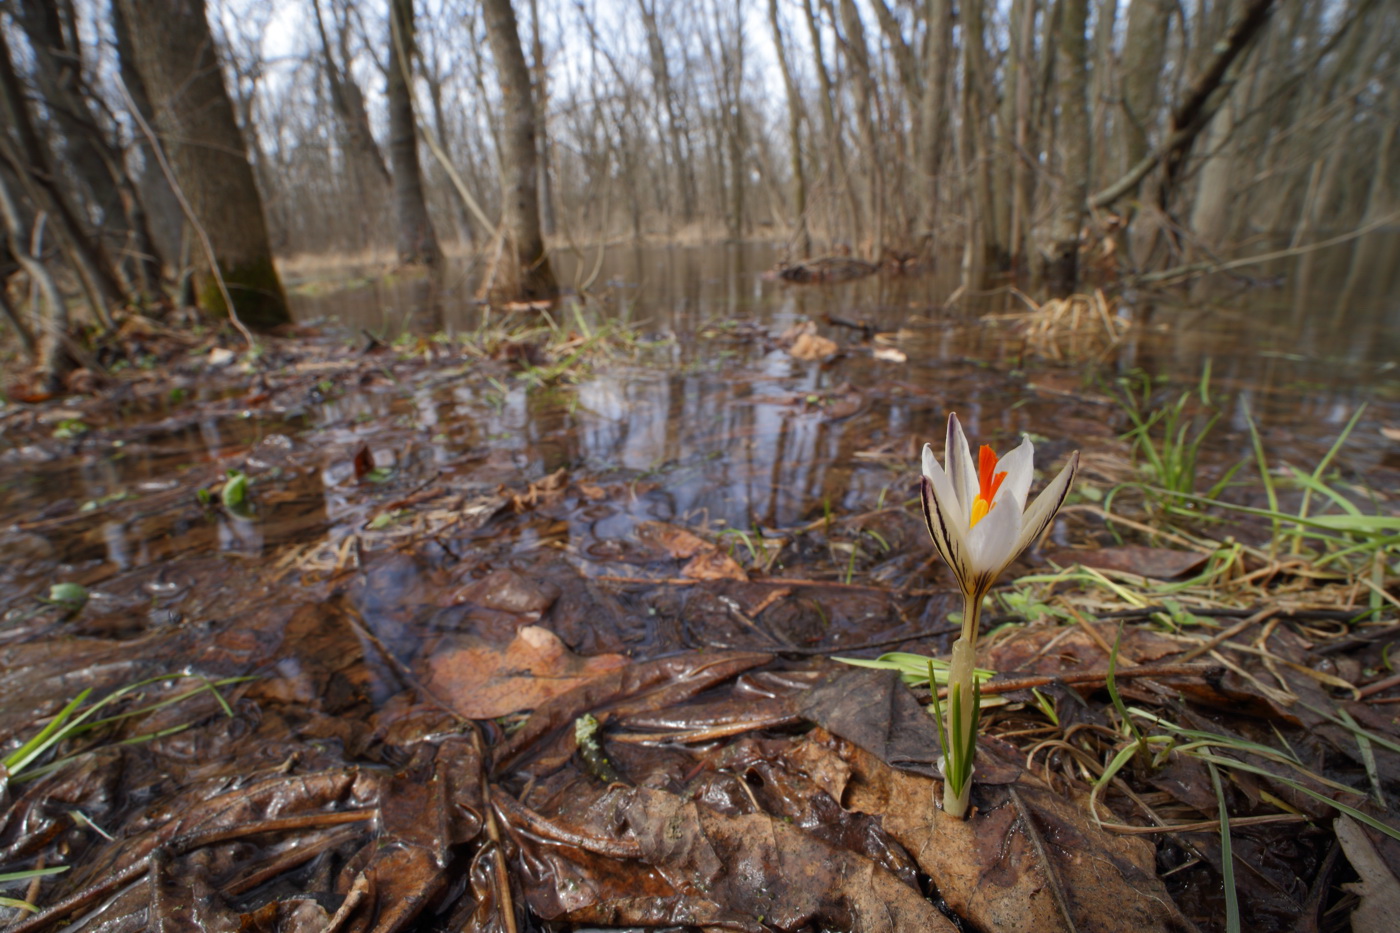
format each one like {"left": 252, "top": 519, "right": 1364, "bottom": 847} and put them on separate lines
{"left": 0, "top": 310, "right": 1397, "bottom": 932}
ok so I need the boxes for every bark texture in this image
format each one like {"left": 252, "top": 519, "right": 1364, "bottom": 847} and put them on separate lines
{"left": 115, "top": 0, "right": 288, "bottom": 328}
{"left": 387, "top": 0, "right": 443, "bottom": 267}
{"left": 13, "top": 0, "right": 162, "bottom": 295}
{"left": 768, "top": 0, "right": 809, "bottom": 256}
{"left": 1047, "top": 0, "right": 1091, "bottom": 296}
{"left": 482, "top": 0, "right": 558, "bottom": 300}
{"left": 0, "top": 24, "right": 121, "bottom": 328}
{"left": 915, "top": 0, "right": 952, "bottom": 250}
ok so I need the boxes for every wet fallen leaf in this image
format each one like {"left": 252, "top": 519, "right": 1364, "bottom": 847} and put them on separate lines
{"left": 426, "top": 626, "right": 630, "bottom": 719}
{"left": 835, "top": 736, "right": 1198, "bottom": 933}
{"left": 493, "top": 651, "right": 772, "bottom": 778}
{"left": 635, "top": 785, "right": 957, "bottom": 931}
{"left": 681, "top": 548, "right": 748, "bottom": 581}
{"left": 635, "top": 520, "right": 712, "bottom": 559}
{"left": 799, "top": 666, "right": 1018, "bottom": 782}
{"left": 503, "top": 467, "right": 569, "bottom": 512}
{"left": 447, "top": 568, "right": 560, "bottom": 616}
{"left": 1049, "top": 544, "right": 1209, "bottom": 579}
{"left": 512, "top": 781, "right": 958, "bottom": 932}
{"left": 1337, "top": 814, "right": 1400, "bottom": 933}
{"left": 984, "top": 622, "right": 1186, "bottom": 677}
{"left": 789, "top": 332, "right": 839, "bottom": 361}
{"left": 239, "top": 899, "right": 331, "bottom": 932}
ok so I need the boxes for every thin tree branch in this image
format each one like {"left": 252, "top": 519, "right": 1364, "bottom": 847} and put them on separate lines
{"left": 1090, "top": 0, "right": 1278, "bottom": 211}
{"left": 1131, "top": 211, "right": 1400, "bottom": 286}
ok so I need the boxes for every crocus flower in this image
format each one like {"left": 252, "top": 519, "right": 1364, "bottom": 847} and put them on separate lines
{"left": 920, "top": 413, "right": 1078, "bottom": 818}
{"left": 921, "top": 413, "right": 1079, "bottom": 633}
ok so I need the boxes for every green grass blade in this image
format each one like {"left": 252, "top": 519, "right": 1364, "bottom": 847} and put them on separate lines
{"left": 1294, "top": 404, "right": 1366, "bottom": 552}
{"left": 1241, "top": 401, "right": 1279, "bottom": 556}
{"left": 0, "top": 867, "right": 68, "bottom": 883}
{"left": 1287, "top": 467, "right": 1363, "bottom": 517}
{"left": 1297, "top": 700, "right": 1400, "bottom": 757}
{"left": 1191, "top": 751, "right": 1400, "bottom": 843}
{"left": 1208, "top": 761, "right": 1241, "bottom": 933}
{"left": 3, "top": 689, "right": 91, "bottom": 775}
{"left": 928, "top": 660, "right": 951, "bottom": 762}
{"left": 1106, "top": 624, "right": 1144, "bottom": 747}
{"left": 1337, "top": 708, "right": 1386, "bottom": 808}
{"left": 1090, "top": 743, "right": 1139, "bottom": 825}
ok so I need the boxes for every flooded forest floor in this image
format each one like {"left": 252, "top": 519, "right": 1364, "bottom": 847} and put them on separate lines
{"left": 2, "top": 267, "right": 1400, "bottom": 933}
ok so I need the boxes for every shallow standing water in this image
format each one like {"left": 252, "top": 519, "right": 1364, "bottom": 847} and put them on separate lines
{"left": 1, "top": 237, "right": 1398, "bottom": 932}
{"left": 6, "top": 240, "right": 1399, "bottom": 643}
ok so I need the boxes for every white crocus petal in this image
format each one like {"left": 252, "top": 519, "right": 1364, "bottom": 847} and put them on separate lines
{"left": 992, "top": 438, "right": 1036, "bottom": 512}
{"left": 920, "top": 444, "right": 971, "bottom": 586}
{"left": 967, "top": 488, "right": 1021, "bottom": 582}
{"left": 945, "top": 414, "right": 978, "bottom": 522}
{"left": 1012, "top": 450, "right": 1080, "bottom": 557}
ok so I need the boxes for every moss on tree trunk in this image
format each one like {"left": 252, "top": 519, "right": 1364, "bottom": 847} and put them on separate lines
{"left": 197, "top": 255, "right": 290, "bottom": 330}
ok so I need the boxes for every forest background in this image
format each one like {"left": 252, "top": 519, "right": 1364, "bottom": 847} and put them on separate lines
{"left": 0, "top": 0, "right": 1396, "bottom": 385}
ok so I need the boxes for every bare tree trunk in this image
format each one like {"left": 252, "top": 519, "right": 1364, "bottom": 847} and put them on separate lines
{"left": 312, "top": 0, "right": 392, "bottom": 226}
{"left": 14, "top": 0, "right": 163, "bottom": 297}
{"left": 961, "top": 0, "right": 1003, "bottom": 268}
{"left": 1046, "top": 0, "right": 1091, "bottom": 296}
{"left": 915, "top": 0, "right": 951, "bottom": 252}
{"left": 638, "top": 0, "right": 696, "bottom": 225}
{"left": 115, "top": 0, "right": 288, "bottom": 328}
{"left": 0, "top": 25, "right": 120, "bottom": 329}
{"left": 112, "top": 0, "right": 182, "bottom": 273}
{"left": 0, "top": 287, "right": 36, "bottom": 361}
{"left": 702, "top": 0, "right": 746, "bottom": 241}
{"left": 802, "top": 0, "right": 861, "bottom": 248}
{"left": 527, "top": 0, "right": 556, "bottom": 237}
{"left": 482, "top": 0, "right": 558, "bottom": 299}
{"left": 1002, "top": 0, "right": 1037, "bottom": 271}
{"left": 1338, "top": 84, "right": 1398, "bottom": 309}
{"left": 387, "top": 0, "right": 442, "bottom": 267}
{"left": 869, "top": 0, "right": 920, "bottom": 235}
{"left": 1112, "top": 0, "right": 1171, "bottom": 267}
{"left": 836, "top": 0, "right": 884, "bottom": 259}
{"left": 1118, "top": 0, "right": 1170, "bottom": 180}
{"left": 768, "top": 0, "right": 810, "bottom": 256}
{"left": 0, "top": 168, "right": 70, "bottom": 389}
{"left": 321, "top": 2, "right": 389, "bottom": 179}
{"left": 1090, "top": 0, "right": 1119, "bottom": 192}
{"left": 1291, "top": 0, "right": 1379, "bottom": 293}
{"left": 1187, "top": 84, "right": 1243, "bottom": 247}
{"left": 419, "top": 64, "right": 480, "bottom": 246}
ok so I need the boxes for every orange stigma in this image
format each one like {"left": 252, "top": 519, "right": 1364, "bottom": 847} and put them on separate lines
{"left": 970, "top": 445, "right": 1008, "bottom": 527}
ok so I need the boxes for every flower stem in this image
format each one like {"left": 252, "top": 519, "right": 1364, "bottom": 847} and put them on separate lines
{"left": 960, "top": 588, "right": 982, "bottom": 644}
{"left": 941, "top": 592, "right": 984, "bottom": 819}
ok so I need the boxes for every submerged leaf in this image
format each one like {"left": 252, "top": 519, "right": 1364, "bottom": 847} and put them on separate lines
{"left": 426, "top": 626, "right": 630, "bottom": 719}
